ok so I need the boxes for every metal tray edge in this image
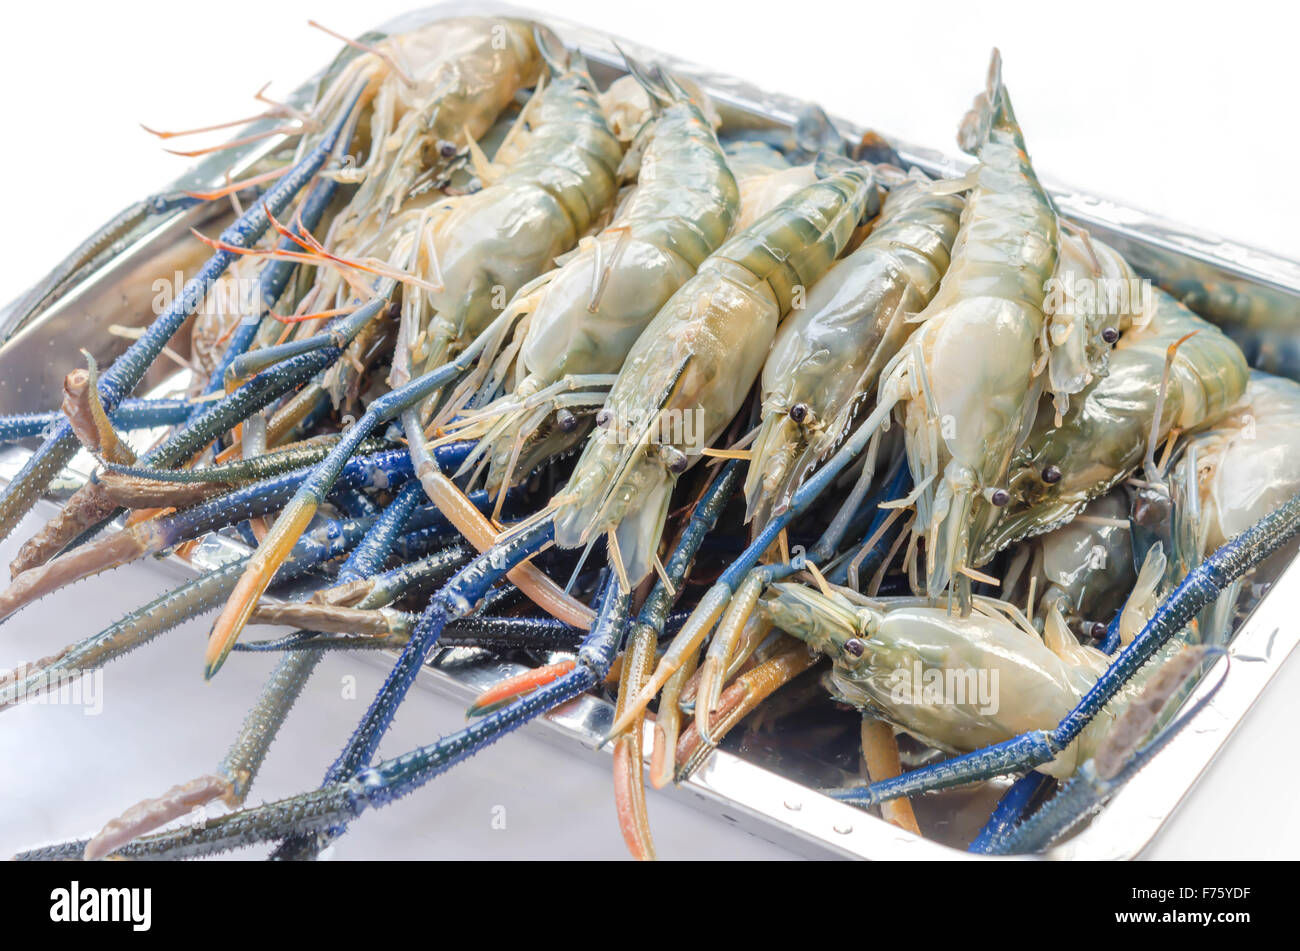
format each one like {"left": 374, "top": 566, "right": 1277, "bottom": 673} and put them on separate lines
{"left": 3, "top": 0, "right": 1298, "bottom": 860}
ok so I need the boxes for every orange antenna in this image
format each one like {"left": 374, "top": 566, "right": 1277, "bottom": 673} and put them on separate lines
{"left": 183, "top": 166, "right": 290, "bottom": 202}
{"left": 142, "top": 114, "right": 280, "bottom": 140}
{"left": 271, "top": 306, "right": 353, "bottom": 324}
{"left": 163, "top": 125, "right": 305, "bottom": 158}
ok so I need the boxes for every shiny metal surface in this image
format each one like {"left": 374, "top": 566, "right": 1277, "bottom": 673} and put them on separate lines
{"left": 1, "top": 1, "right": 1296, "bottom": 859}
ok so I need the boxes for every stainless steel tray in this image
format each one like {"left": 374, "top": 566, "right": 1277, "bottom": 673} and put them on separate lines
{"left": 2, "top": 1, "right": 1297, "bottom": 860}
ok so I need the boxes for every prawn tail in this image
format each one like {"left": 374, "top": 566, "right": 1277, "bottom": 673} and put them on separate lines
{"left": 534, "top": 24, "right": 586, "bottom": 77}
{"left": 794, "top": 104, "right": 845, "bottom": 157}
{"left": 957, "top": 48, "right": 1017, "bottom": 156}
{"left": 813, "top": 150, "right": 857, "bottom": 179}
{"left": 616, "top": 46, "right": 674, "bottom": 112}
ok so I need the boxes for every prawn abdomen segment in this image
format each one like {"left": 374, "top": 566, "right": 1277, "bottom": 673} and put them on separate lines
{"left": 518, "top": 236, "right": 698, "bottom": 381}
{"left": 929, "top": 194, "right": 1057, "bottom": 318}
{"left": 457, "top": 93, "right": 740, "bottom": 491}
{"left": 422, "top": 69, "right": 623, "bottom": 345}
{"left": 351, "top": 17, "right": 543, "bottom": 133}
{"left": 717, "top": 170, "right": 878, "bottom": 312}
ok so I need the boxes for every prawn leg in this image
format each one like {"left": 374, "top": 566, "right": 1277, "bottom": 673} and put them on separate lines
{"left": 607, "top": 389, "right": 898, "bottom": 736}
{"left": 966, "top": 772, "right": 1050, "bottom": 853}
{"left": 674, "top": 643, "right": 818, "bottom": 782}
{"left": 12, "top": 297, "right": 395, "bottom": 576}
{"left": 603, "top": 462, "right": 739, "bottom": 856}
{"left": 0, "top": 512, "right": 398, "bottom": 710}
{"left": 14, "top": 585, "right": 626, "bottom": 862}
{"left": 272, "top": 570, "right": 630, "bottom": 860}
{"left": 199, "top": 312, "right": 521, "bottom": 676}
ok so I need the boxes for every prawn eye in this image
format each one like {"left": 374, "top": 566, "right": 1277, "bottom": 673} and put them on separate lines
{"left": 556, "top": 408, "right": 578, "bottom": 433}
{"left": 789, "top": 402, "right": 810, "bottom": 423}
{"left": 843, "top": 637, "right": 867, "bottom": 659}
{"left": 1101, "top": 326, "right": 1120, "bottom": 344}
{"left": 1041, "top": 464, "right": 1063, "bottom": 485}
{"left": 438, "top": 140, "right": 458, "bottom": 158}
{"left": 1090, "top": 621, "right": 1108, "bottom": 640}
{"left": 595, "top": 408, "right": 614, "bottom": 429}
{"left": 660, "top": 446, "right": 689, "bottom": 474}
{"left": 990, "top": 488, "right": 1010, "bottom": 506}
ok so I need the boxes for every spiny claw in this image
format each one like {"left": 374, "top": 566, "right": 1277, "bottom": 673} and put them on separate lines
{"left": 85, "top": 774, "right": 232, "bottom": 860}
{"left": 205, "top": 501, "right": 316, "bottom": 678}
{"left": 674, "top": 644, "right": 816, "bottom": 782}
{"left": 648, "top": 650, "right": 697, "bottom": 790}
{"left": 692, "top": 656, "right": 724, "bottom": 745}
{"left": 604, "top": 667, "right": 671, "bottom": 744}
{"left": 0, "top": 528, "right": 147, "bottom": 624}
{"left": 611, "top": 623, "right": 658, "bottom": 860}
{"left": 466, "top": 660, "right": 576, "bottom": 717}
{"left": 410, "top": 460, "right": 595, "bottom": 630}
{"left": 613, "top": 739, "right": 655, "bottom": 860}
{"left": 693, "top": 570, "right": 768, "bottom": 743}
{"left": 605, "top": 583, "right": 731, "bottom": 739}
{"left": 63, "top": 351, "right": 136, "bottom": 466}
{"left": 859, "top": 718, "right": 921, "bottom": 835}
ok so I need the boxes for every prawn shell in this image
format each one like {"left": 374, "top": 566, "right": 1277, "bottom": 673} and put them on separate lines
{"left": 746, "top": 180, "right": 964, "bottom": 520}
{"left": 423, "top": 70, "right": 624, "bottom": 343}
{"left": 554, "top": 167, "right": 879, "bottom": 583}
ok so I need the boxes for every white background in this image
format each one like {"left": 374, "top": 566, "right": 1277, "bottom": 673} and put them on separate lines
{"left": 1, "top": 0, "right": 1298, "bottom": 859}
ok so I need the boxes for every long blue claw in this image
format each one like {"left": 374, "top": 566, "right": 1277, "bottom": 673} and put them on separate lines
{"left": 358, "top": 575, "right": 630, "bottom": 810}
{"left": 0, "top": 397, "right": 194, "bottom": 443}
{"left": 337, "top": 480, "right": 426, "bottom": 585}
{"left": 224, "top": 297, "right": 387, "bottom": 387}
{"left": 967, "top": 773, "right": 1049, "bottom": 854}
{"left": 328, "top": 518, "right": 558, "bottom": 783}
{"left": 987, "top": 658, "right": 1230, "bottom": 854}
{"left": 830, "top": 732, "right": 1059, "bottom": 807}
